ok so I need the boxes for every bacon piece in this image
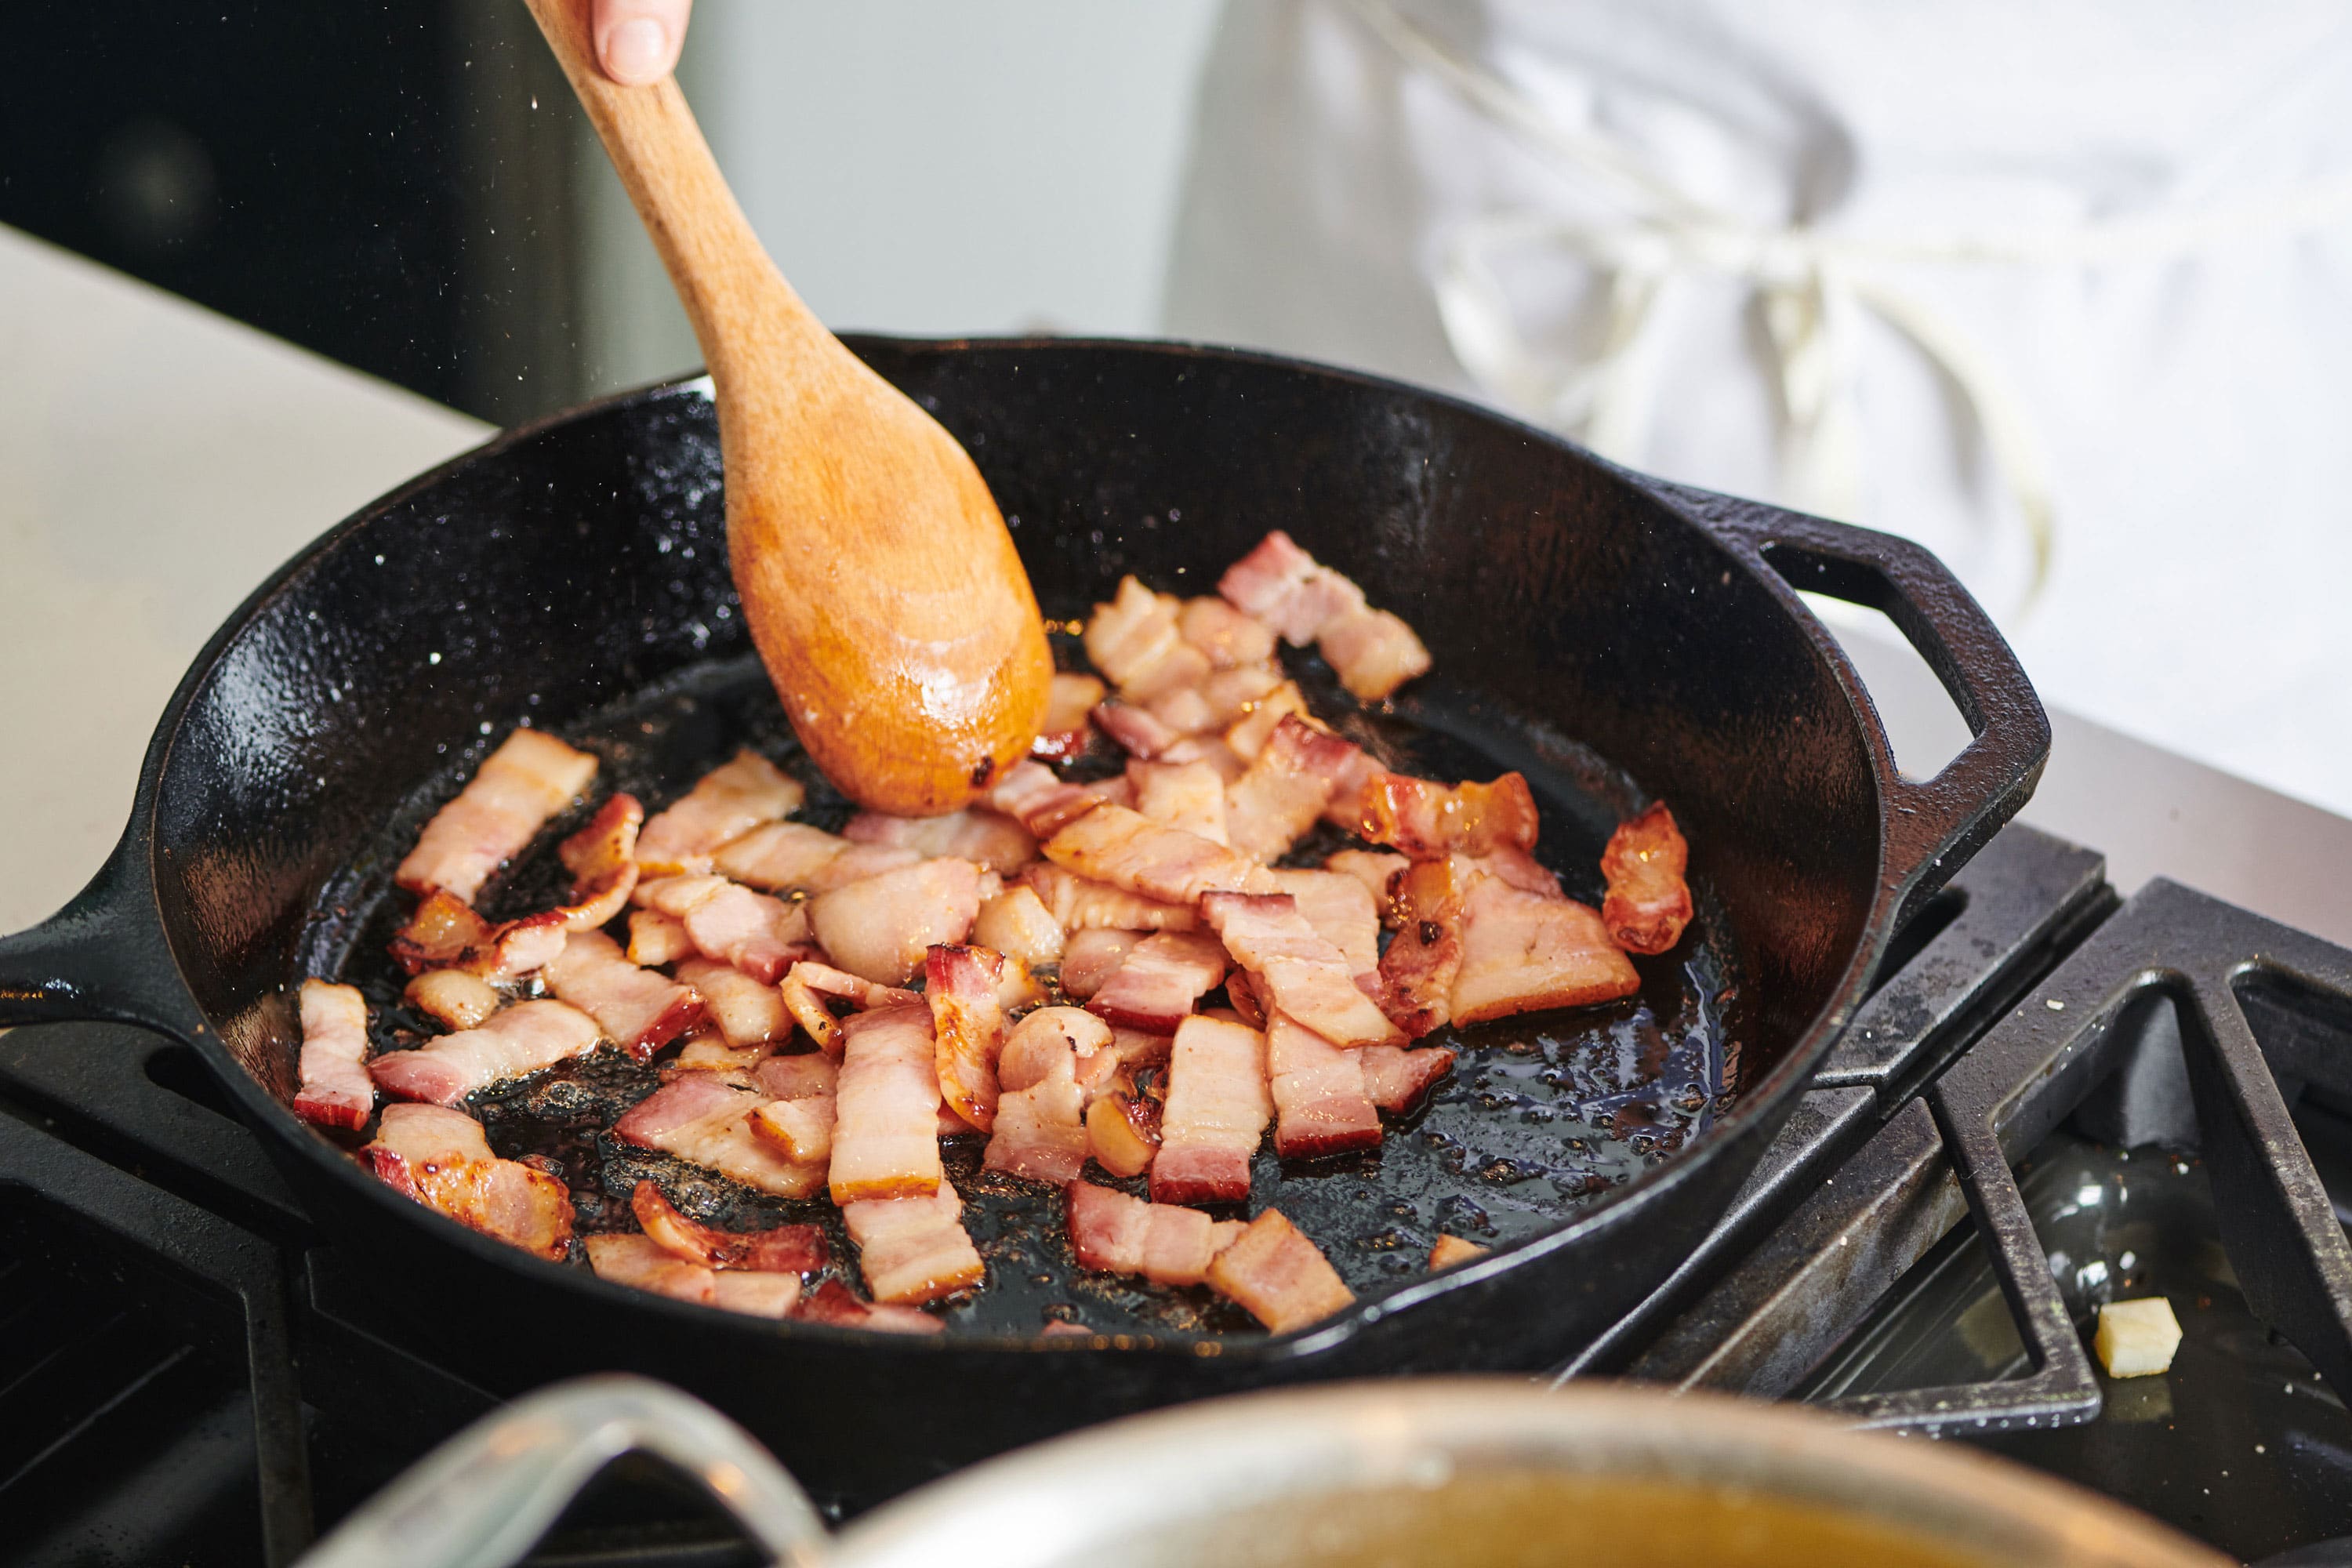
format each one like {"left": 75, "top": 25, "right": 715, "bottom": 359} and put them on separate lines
{"left": 369, "top": 998, "right": 601, "bottom": 1105}
{"left": 828, "top": 1002, "right": 944, "bottom": 1202}
{"left": 631, "top": 1181, "right": 826, "bottom": 1272}
{"left": 1451, "top": 876, "right": 1639, "bottom": 1025}
{"left": 673, "top": 957, "right": 787, "bottom": 1048}
{"left": 713, "top": 821, "right": 922, "bottom": 895}
{"left": 387, "top": 891, "right": 568, "bottom": 983}
{"left": 1265, "top": 1009, "right": 1381, "bottom": 1158}
{"left": 1262, "top": 868, "right": 1381, "bottom": 978}
{"left": 627, "top": 909, "right": 695, "bottom": 967}
{"left": 1204, "top": 1208, "right": 1355, "bottom": 1334}
{"left": 1200, "top": 893, "right": 1405, "bottom": 1049}
{"left": 1358, "top": 1043, "right": 1457, "bottom": 1111}
{"left": 545, "top": 931, "right": 704, "bottom": 1060}
{"left": 294, "top": 979, "right": 374, "bottom": 1131}
{"left": 404, "top": 968, "right": 499, "bottom": 1031}
{"left": 1224, "top": 968, "right": 1266, "bottom": 1028}
{"left": 973, "top": 884, "right": 1065, "bottom": 968}
{"left": 1033, "top": 672, "right": 1108, "bottom": 762}
{"left": 1602, "top": 801, "right": 1693, "bottom": 955}
{"left": 1021, "top": 864, "right": 1197, "bottom": 934}
{"left": 1323, "top": 850, "right": 1409, "bottom": 915}
{"left": 1086, "top": 931, "right": 1229, "bottom": 1033}
{"left": 1224, "top": 681, "right": 1312, "bottom": 761}
{"left": 612, "top": 1071, "right": 824, "bottom": 1198}
{"left": 1224, "top": 717, "right": 1354, "bottom": 863}
{"left": 1317, "top": 604, "right": 1431, "bottom": 700}
{"left": 670, "top": 1033, "right": 772, "bottom": 1075}
{"left": 806, "top": 858, "right": 983, "bottom": 986}
{"left": 586, "top": 1233, "right": 716, "bottom": 1304}
{"left": 365, "top": 1104, "right": 574, "bottom": 1260}
{"left": 844, "top": 1181, "right": 984, "bottom": 1305}
{"left": 746, "top": 1053, "right": 839, "bottom": 1163}
{"left": 396, "top": 729, "right": 599, "bottom": 903}
{"left": 985, "top": 761, "right": 1135, "bottom": 840}
{"left": 1065, "top": 1180, "right": 1246, "bottom": 1287}
{"left": 1150, "top": 1014, "right": 1271, "bottom": 1205}
{"left": 637, "top": 750, "right": 805, "bottom": 876}
{"left": 1428, "top": 1233, "right": 1489, "bottom": 1270}
{"left": 1319, "top": 743, "right": 1381, "bottom": 830}
{"left": 1058, "top": 928, "right": 1142, "bottom": 1000}
{"left": 1094, "top": 699, "right": 1181, "bottom": 760}
{"left": 791, "top": 1277, "right": 946, "bottom": 1334}
{"left": 1354, "top": 770, "right": 1541, "bottom": 860}
{"left": 1084, "top": 1090, "right": 1161, "bottom": 1177}
{"left": 1044, "top": 804, "right": 1276, "bottom": 908}
{"left": 1129, "top": 758, "right": 1229, "bottom": 844}
{"left": 1468, "top": 846, "right": 1566, "bottom": 898}
{"left": 1179, "top": 596, "right": 1279, "bottom": 670}
{"left": 777, "top": 960, "right": 921, "bottom": 1055}
{"left": 1142, "top": 684, "right": 1214, "bottom": 738}
{"left": 1375, "top": 856, "right": 1473, "bottom": 1037}
{"left": 1196, "top": 664, "right": 1287, "bottom": 730}
{"left": 637, "top": 877, "right": 813, "bottom": 984}
{"left": 1085, "top": 576, "right": 1212, "bottom": 701}
{"left": 1218, "top": 531, "right": 1334, "bottom": 644}
{"left": 983, "top": 1007, "right": 1103, "bottom": 1185}
{"left": 710, "top": 1272, "right": 804, "bottom": 1317}
{"left": 927, "top": 945, "right": 1007, "bottom": 1132}
{"left": 844, "top": 808, "right": 1036, "bottom": 873}
{"left": 554, "top": 793, "right": 644, "bottom": 931}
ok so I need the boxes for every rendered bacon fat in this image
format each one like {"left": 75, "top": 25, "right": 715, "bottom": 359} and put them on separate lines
{"left": 844, "top": 1181, "right": 984, "bottom": 1305}
{"left": 636, "top": 750, "right": 805, "bottom": 875}
{"left": 1084, "top": 931, "right": 1229, "bottom": 1033}
{"left": 365, "top": 1104, "right": 574, "bottom": 1260}
{"left": 294, "top": 979, "right": 375, "bottom": 1131}
{"left": 1601, "top": 801, "right": 1693, "bottom": 955}
{"left": 396, "top": 728, "right": 597, "bottom": 903}
{"left": 1065, "top": 1180, "right": 1243, "bottom": 1287}
{"left": 1151, "top": 1014, "right": 1272, "bottom": 1205}
{"left": 612, "top": 1071, "right": 824, "bottom": 1199}
{"left": 828, "top": 1002, "right": 945, "bottom": 1202}
{"left": 1205, "top": 1207, "right": 1356, "bottom": 1333}
{"left": 1265, "top": 1009, "right": 1381, "bottom": 1158}
{"left": 927, "top": 944, "right": 1007, "bottom": 1131}
{"left": 543, "top": 930, "right": 704, "bottom": 1059}
{"left": 630, "top": 1181, "right": 826, "bottom": 1272}
{"left": 369, "top": 998, "right": 601, "bottom": 1106}
{"left": 1200, "top": 892, "right": 1406, "bottom": 1049}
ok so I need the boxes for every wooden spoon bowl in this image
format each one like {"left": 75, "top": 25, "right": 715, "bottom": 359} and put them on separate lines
{"left": 524, "top": 0, "right": 1052, "bottom": 815}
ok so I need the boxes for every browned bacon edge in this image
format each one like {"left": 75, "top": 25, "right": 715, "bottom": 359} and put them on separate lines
{"left": 789, "top": 1278, "right": 945, "bottom": 1334}
{"left": 927, "top": 943, "right": 1006, "bottom": 1132}
{"left": 630, "top": 1180, "right": 826, "bottom": 1272}
{"left": 1600, "top": 800, "right": 1694, "bottom": 955}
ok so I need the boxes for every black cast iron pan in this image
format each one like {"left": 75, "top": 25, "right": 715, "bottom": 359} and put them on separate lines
{"left": 0, "top": 338, "right": 2046, "bottom": 1509}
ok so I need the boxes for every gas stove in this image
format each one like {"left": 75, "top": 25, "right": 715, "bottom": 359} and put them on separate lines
{"left": 6, "top": 822, "right": 2350, "bottom": 1566}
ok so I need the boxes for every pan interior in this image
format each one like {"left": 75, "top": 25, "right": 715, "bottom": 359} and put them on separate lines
{"left": 310, "top": 635, "right": 1742, "bottom": 1341}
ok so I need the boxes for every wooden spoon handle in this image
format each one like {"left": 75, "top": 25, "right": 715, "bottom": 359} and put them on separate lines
{"left": 519, "top": 0, "right": 818, "bottom": 379}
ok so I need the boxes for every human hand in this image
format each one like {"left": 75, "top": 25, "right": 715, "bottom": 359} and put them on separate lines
{"left": 592, "top": 0, "right": 692, "bottom": 85}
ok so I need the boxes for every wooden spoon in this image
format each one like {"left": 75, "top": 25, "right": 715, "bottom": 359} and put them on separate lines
{"left": 523, "top": 0, "right": 1051, "bottom": 816}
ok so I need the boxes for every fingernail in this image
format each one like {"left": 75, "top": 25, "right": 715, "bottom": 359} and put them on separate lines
{"left": 605, "top": 17, "right": 671, "bottom": 84}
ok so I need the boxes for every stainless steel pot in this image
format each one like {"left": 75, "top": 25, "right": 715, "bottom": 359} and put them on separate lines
{"left": 296, "top": 1375, "right": 2224, "bottom": 1568}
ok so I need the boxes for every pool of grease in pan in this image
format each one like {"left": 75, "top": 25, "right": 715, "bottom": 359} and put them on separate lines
{"left": 310, "top": 640, "right": 1744, "bottom": 1341}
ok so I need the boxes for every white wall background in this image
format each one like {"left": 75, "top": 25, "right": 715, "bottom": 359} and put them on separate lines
{"left": 579, "top": 0, "right": 1224, "bottom": 394}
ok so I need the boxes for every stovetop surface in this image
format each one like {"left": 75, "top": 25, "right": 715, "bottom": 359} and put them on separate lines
{"left": 9, "top": 821, "right": 2352, "bottom": 1566}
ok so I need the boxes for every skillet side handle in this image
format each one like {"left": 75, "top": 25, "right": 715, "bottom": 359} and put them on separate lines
{"left": 0, "top": 816, "right": 204, "bottom": 1041}
{"left": 293, "top": 1374, "right": 830, "bottom": 1568}
{"left": 1679, "top": 491, "right": 2053, "bottom": 922}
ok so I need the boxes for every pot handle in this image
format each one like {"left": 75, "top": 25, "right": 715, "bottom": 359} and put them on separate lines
{"left": 295, "top": 1374, "right": 829, "bottom": 1568}
{"left": 1676, "top": 488, "right": 2052, "bottom": 916}
{"left": 0, "top": 818, "right": 206, "bottom": 1041}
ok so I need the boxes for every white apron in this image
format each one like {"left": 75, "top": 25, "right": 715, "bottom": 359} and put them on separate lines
{"left": 1164, "top": 0, "right": 2352, "bottom": 818}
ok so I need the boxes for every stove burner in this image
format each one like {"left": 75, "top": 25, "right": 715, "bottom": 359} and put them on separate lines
{"left": 7, "top": 822, "right": 2352, "bottom": 1563}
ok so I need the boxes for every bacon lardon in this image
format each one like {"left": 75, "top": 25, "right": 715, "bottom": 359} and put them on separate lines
{"left": 927, "top": 945, "right": 1007, "bottom": 1132}
{"left": 1065, "top": 1180, "right": 1245, "bottom": 1287}
{"left": 612, "top": 1070, "right": 824, "bottom": 1199}
{"left": 365, "top": 1103, "right": 574, "bottom": 1260}
{"left": 1085, "top": 576, "right": 1211, "bottom": 701}
{"left": 844, "top": 808, "right": 1036, "bottom": 873}
{"left": 1020, "top": 864, "right": 1197, "bottom": 934}
{"left": 1262, "top": 868, "right": 1381, "bottom": 979}
{"left": 1093, "top": 699, "right": 1181, "bottom": 760}
{"left": 1217, "top": 531, "right": 1333, "bottom": 644}
{"left": 627, "top": 909, "right": 694, "bottom": 967}
{"left": 545, "top": 931, "right": 704, "bottom": 1060}
{"left": 710, "top": 1272, "right": 804, "bottom": 1317}
{"left": 1129, "top": 758, "right": 1229, "bottom": 844}
{"left": 1200, "top": 892, "right": 1406, "bottom": 1050}
{"left": 1058, "top": 927, "right": 1141, "bottom": 1000}
{"left": 1602, "top": 801, "right": 1693, "bottom": 955}
{"left": 983, "top": 1007, "right": 1102, "bottom": 1185}
{"left": 586, "top": 1233, "right": 717, "bottom": 1305}
{"left": 1353, "top": 769, "right": 1541, "bottom": 860}
{"left": 713, "top": 820, "right": 921, "bottom": 895}
{"left": 1218, "top": 532, "right": 1427, "bottom": 701}
{"left": 554, "top": 793, "right": 644, "bottom": 931}
{"left": 1224, "top": 717, "right": 1356, "bottom": 863}
{"left": 974, "top": 884, "right": 1065, "bottom": 969}
{"left": 404, "top": 968, "right": 499, "bottom": 1031}
{"left": 1358, "top": 1043, "right": 1457, "bottom": 1111}
{"left": 673, "top": 957, "right": 786, "bottom": 1049}
{"left": 636, "top": 750, "right": 805, "bottom": 876}
{"left": 1265, "top": 1009, "right": 1381, "bottom": 1158}
{"left": 1178, "top": 596, "right": 1279, "bottom": 670}
{"left": 637, "top": 877, "right": 813, "bottom": 985}
{"left": 1043, "top": 803, "right": 1276, "bottom": 907}
{"left": 369, "top": 998, "right": 601, "bottom": 1105}
{"left": 791, "top": 1277, "right": 946, "bottom": 1334}
{"left": 1317, "top": 604, "right": 1432, "bottom": 701}
{"left": 1375, "top": 857, "right": 1474, "bottom": 1038}
{"left": 843, "top": 1181, "right": 984, "bottom": 1305}
{"left": 1084, "top": 1087, "right": 1162, "bottom": 1177}
{"left": 1428, "top": 1233, "right": 1489, "bottom": 1270}
{"left": 388, "top": 891, "right": 567, "bottom": 983}
{"left": 828, "top": 1002, "right": 945, "bottom": 1203}
{"left": 1150, "top": 1014, "right": 1271, "bottom": 1205}
{"left": 294, "top": 979, "right": 375, "bottom": 1131}
{"left": 670, "top": 1034, "right": 772, "bottom": 1075}
{"left": 395, "top": 728, "right": 598, "bottom": 904}
{"left": 1223, "top": 681, "right": 1311, "bottom": 761}
{"left": 630, "top": 1180, "right": 826, "bottom": 1272}
{"left": 1323, "top": 850, "right": 1409, "bottom": 916}
{"left": 1450, "top": 875, "right": 1639, "bottom": 1025}
{"left": 806, "top": 858, "right": 983, "bottom": 986}
{"left": 1085, "top": 931, "right": 1229, "bottom": 1033}
{"left": 1033, "top": 672, "right": 1107, "bottom": 762}
{"left": 747, "top": 1052, "right": 839, "bottom": 1162}
{"left": 1203, "top": 1207, "right": 1355, "bottom": 1334}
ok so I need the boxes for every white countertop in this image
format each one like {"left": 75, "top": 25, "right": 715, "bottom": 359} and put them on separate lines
{"left": 5, "top": 222, "right": 2349, "bottom": 945}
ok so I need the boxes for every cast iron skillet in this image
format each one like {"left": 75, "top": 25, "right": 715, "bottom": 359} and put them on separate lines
{"left": 0, "top": 338, "right": 2045, "bottom": 1509}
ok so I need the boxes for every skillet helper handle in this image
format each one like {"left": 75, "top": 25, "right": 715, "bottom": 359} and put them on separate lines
{"left": 294, "top": 1375, "right": 830, "bottom": 1568}
{"left": 1688, "top": 492, "right": 2052, "bottom": 913}
{"left": 0, "top": 818, "right": 201, "bottom": 1040}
